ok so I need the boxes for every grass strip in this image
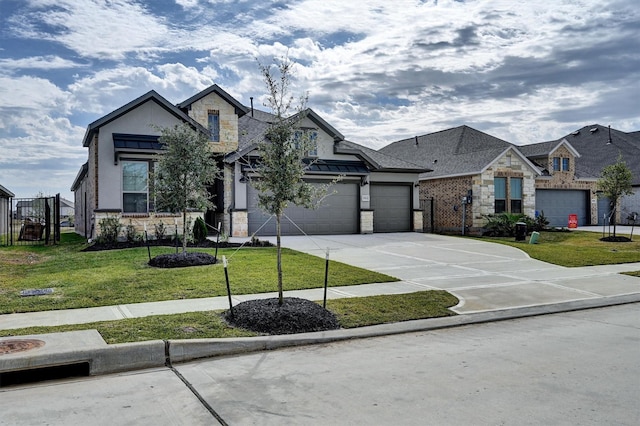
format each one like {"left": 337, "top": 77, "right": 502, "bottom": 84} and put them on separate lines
{"left": 479, "top": 231, "right": 640, "bottom": 267}
{"left": 0, "top": 291, "right": 459, "bottom": 343}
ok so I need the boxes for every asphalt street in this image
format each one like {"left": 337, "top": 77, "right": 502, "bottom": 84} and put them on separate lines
{"left": 1, "top": 303, "right": 638, "bottom": 425}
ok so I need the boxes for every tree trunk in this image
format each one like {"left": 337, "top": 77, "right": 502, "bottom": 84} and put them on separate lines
{"left": 276, "top": 214, "right": 283, "bottom": 306}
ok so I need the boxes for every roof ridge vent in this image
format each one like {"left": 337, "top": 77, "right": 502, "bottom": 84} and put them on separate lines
{"left": 571, "top": 130, "right": 580, "bottom": 136}
{"left": 590, "top": 127, "right": 598, "bottom": 133}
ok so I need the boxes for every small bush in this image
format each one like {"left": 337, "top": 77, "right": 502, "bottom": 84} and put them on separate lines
{"left": 482, "top": 213, "right": 527, "bottom": 237}
{"left": 193, "top": 217, "right": 208, "bottom": 243}
{"left": 125, "top": 221, "right": 138, "bottom": 243}
{"left": 154, "top": 221, "right": 166, "bottom": 241}
{"left": 97, "top": 216, "right": 122, "bottom": 244}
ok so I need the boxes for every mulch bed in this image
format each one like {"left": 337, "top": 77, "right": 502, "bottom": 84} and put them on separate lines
{"left": 148, "top": 252, "right": 217, "bottom": 268}
{"left": 600, "top": 236, "right": 632, "bottom": 242}
{"left": 224, "top": 297, "right": 340, "bottom": 335}
{"left": 82, "top": 238, "right": 272, "bottom": 252}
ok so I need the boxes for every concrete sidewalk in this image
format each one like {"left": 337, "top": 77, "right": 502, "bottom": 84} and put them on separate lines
{"left": 2, "top": 232, "right": 639, "bottom": 330}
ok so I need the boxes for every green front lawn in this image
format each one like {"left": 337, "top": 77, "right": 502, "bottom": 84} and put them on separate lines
{"left": 0, "top": 291, "right": 460, "bottom": 343}
{"left": 481, "top": 230, "right": 640, "bottom": 267}
{"left": 0, "top": 233, "right": 398, "bottom": 314}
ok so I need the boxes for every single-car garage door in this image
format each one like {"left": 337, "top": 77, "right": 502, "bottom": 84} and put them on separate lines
{"left": 370, "top": 184, "right": 412, "bottom": 232}
{"left": 248, "top": 181, "right": 359, "bottom": 236}
{"left": 535, "top": 189, "right": 589, "bottom": 227}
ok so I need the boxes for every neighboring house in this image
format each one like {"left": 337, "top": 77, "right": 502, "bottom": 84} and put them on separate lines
{"left": 380, "top": 125, "right": 541, "bottom": 234}
{"left": 60, "top": 198, "right": 74, "bottom": 219}
{"left": 72, "top": 85, "right": 427, "bottom": 239}
{"left": 521, "top": 124, "right": 640, "bottom": 226}
{"left": 0, "top": 184, "right": 14, "bottom": 244}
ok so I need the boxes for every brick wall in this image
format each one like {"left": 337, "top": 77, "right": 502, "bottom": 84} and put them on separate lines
{"left": 420, "top": 175, "right": 473, "bottom": 233}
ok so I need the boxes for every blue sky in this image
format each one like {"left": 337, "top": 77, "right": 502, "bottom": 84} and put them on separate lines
{"left": 1, "top": 0, "right": 638, "bottom": 200}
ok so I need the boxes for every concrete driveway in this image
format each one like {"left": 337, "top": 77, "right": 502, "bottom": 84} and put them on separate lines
{"left": 275, "top": 233, "right": 640, "bottom": 313}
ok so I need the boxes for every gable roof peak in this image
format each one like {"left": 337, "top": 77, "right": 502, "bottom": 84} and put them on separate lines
{"left": 177, "top": 84, "right": 248, "bottom": 117}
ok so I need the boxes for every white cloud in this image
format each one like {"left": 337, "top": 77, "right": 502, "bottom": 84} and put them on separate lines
{"left": 0, "top": 56, "right": 86, "bottom": 70}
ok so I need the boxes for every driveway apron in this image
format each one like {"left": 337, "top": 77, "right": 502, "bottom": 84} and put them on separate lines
{"left": 277, "top": 233, "right": 640, "bottom": 314}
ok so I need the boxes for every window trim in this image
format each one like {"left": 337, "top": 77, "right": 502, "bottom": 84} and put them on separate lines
{"left": 208, "top": 110, "right": 220, "bottom": 142}
{"left": 122, "top": 160, "right": 150, "bottom": 213}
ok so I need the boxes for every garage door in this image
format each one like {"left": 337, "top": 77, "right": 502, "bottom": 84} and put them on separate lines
{"left": 370, "top": 184, "right": 412, "bottom": 232}
{"left": 535, "top": 189, "right": 588, "bottom": 227}
{"left": 248, "top": 181, "right": 359, "bottom": 236}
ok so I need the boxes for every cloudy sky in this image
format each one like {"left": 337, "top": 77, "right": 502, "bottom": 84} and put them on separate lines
{"left": 1, "top": 0, "right": 638, "bottom": 200}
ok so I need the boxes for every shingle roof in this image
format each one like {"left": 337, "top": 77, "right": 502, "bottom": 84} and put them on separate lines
{"left": 82, "top": 90, "right": 205, "bottom": 147}
{"left": 380, "top": 125, "right": 518, "bottom": 178}
{"left": 177, "top": 84, "right": 248, "bottom": 117}
{"left": 336, "top": 140, "right": 429, "bottom": 172}
{"left": 522, "top": 125, "right": 640, "bottom": 184}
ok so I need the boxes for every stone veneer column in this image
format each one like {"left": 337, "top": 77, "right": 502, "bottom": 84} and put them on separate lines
{"left": 413, "top": 210, "right": 423, "bottom": 232}
{"left": 360, "top": 210, "right": 373, "bottom": 234}
{"left": 231, "top": 210, "right": 248, "bottom": 237}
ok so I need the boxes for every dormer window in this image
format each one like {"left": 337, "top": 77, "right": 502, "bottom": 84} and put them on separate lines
{"left": 552, "top": 157, "right": 570, "bottom": 172}
{"left": 208, "top": 110, "right": 220, "bottom": 142}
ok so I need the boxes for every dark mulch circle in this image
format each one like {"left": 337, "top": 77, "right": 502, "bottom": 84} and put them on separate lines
{"left": 600, "top": 236, "right": 632, "bottom": 242}
{"left": 148, "top": 252, "right": 217, "bottom": 268}
{"left": 224, "top": 297, "right": 340, "bottom": 335}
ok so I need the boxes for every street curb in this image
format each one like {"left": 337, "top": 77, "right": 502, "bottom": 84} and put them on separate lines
{"left": 2, "top": 294, "right": 638, "bottom": 378}
{"left": 166, "top": 293, "right": 640, "bottom": 365}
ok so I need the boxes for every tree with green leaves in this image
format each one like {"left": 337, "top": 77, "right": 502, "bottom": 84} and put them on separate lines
{"left": 598, "top": 154, "right": 633, "bottom": 237}
{"left": 153, "top": 123, "right": 220, "bottom": 253}
{"left": 250, "top": 57, "right": 327, "bottom": 305}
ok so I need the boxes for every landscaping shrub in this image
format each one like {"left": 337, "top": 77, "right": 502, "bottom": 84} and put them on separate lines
{"left": 482, "top": 213, "right": 527, "bottom": 237}
{"left": 154, "top": 221, "right": 166, "bottom": 241}
{"left": 96, "top": 216, "right": 122, "bottom": 244}
{"left": 193, "top": 216, "right": 208, "bottom": 243}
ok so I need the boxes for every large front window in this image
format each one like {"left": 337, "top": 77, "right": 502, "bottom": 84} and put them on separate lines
{"left": 510, "top": 177, "right": 522, "bottom": 213}
{"left": 495, "top": 176, "right": 523, "bottom": 214}
{"left": 122, "top": 161, "right": 148, "bottom": 212}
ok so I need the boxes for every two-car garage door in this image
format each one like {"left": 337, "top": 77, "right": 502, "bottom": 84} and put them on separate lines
{"left": 535, "top": 189, "right": 589, "bottom": 227}
{"left": 247, "top": 181, "right": 413, "bottom": 235}
{"left": 248, "top": 181, "right": 359, "bottom": 236}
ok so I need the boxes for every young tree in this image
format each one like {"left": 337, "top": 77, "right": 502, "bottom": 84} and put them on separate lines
{"left": 153, "top": 123, "right": 220, "bottom": 253}
{"left": 598, "top": 154, "right": 633, "bottom": 237}
{"left": 250, "top": 57, "right": 326, "bottom": 305}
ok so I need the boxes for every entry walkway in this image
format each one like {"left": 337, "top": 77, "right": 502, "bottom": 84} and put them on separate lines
{"left": 1, "top": 233, "right": 639, "bottom": 330}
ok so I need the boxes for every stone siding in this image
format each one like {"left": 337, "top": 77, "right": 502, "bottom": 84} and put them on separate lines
{"left": 186, "top": 93, "right": 239, "bottom": 154}
{"left": 93, "top": 211, "right": 203, "bottom": 241}
{"left": 231, "top": 210, "right": 248, "bottom": 237}
{"left": 360, "top": 210, "right": 373, "bottom": 234}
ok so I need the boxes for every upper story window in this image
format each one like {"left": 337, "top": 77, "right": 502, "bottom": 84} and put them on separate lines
{"left": 293, "top": 129, "right": 318, "bottom": 157}
{"left": 122, "top": 161, "right": 149, "bottom": 213}
{"left": 208, "top": 110, "right": 220, "bottom": 142}
{"left": 553, "top": 156, "right": 570, "bottom": 172}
